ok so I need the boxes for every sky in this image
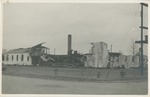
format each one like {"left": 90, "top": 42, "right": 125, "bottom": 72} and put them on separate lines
{"left": 3, "top": 3, "right": 148, "bottom": 55}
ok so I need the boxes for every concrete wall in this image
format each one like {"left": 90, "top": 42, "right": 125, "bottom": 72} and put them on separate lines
{"left": 92, "top": 42, "right": 109, "bottom": 68}
{"left": 111, "top": 55, "right": 140, "bottom": 69}
{"left": 118, "top": 55, "right": 127, "bottom": 68}
{"left": 85, "top": 42, "right": 109, "bottom": 68}
{"left": 3, "top": 53, "right": 32, "bottom": 65}
{"left": 85, "top": 52, "right": 141, "bottom": 69}
{"left": 84, "top": 54, "right": 94, "bottom": 67}
{"left": 126, "top": 55, "right": 140, "bottom": 68}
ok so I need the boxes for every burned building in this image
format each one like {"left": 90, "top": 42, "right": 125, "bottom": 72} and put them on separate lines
{"left": 2, "top": 43, "right": 54, "bottom": 66}
{"left": 84, "top": 42, "right": 147, "bottom": 69}
{"left": 107, "top": 52, "right": 147, "bottom": 69}
{"left": 49, "top": 51, "right": 84, "bottom": 67}
{"left": 2, "top": 34, "right": 85, "bottom": 67}
{"left": 2, "top": 37, "right": 84, "bottom": 67}
{"left": 84, "top": 42, "right": 109, "bottom": 68}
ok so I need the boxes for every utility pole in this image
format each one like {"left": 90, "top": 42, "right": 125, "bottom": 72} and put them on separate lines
{"left": 135, "top": 3, "right": 148, "bottom": 75}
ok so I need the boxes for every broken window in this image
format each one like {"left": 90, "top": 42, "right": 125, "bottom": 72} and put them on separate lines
{"left": 117, "top": 57, "right": 119, "bottom": 62}
{"left": 132, "top": 56, "right": 134, "bottom": 62}
{"left": 27, "top": 56, "right": 29, "bottom": 61}
{"left": 6, "top": 55, "right": 9, "bottom": 61}
{"left": 16, "top": 55, "right": 18, "bottom": 61}
{"left": 21, "top": 55, "right": 24, "bottom": 61}
{"left": 125, "top": 56, "right": 127, "bottom": 62}
{"left": 12, "top": 55, "right": 14, "bottom": 61}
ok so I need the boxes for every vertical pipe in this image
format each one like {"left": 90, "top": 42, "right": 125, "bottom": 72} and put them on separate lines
{"left": 140, "top": 3, "right": 144, "bottom": 75}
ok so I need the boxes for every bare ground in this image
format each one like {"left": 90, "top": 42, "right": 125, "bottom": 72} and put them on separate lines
{"left": 2, "top": 75, "right": 148, "bottom": 94}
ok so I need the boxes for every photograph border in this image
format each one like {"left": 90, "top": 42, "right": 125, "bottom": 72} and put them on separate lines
{"left": 0, "top": 0, "right": 149, "bottom": 96}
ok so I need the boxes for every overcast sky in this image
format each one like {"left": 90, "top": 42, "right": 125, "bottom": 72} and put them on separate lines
{"left": 3, "top": 3, "right": 148, "bottom": 55}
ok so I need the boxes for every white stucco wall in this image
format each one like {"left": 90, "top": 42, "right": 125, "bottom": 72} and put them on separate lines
{"left": 126, "top": 55, "right": 140, "bottom": 68}
{"left": 84, "top": 42, "right": 108, "bottom": 68}
{"left": 111, "top": 55, "right": 140, "bottom": 69}
{"left": 92, "top": 42, "right": 108, "bottom": 68}
{"left": 118, "top": 55, "right": 127, "bottom": 68}
{"left": 84, "top": 54, "right": 94, "bottom": 67}
{"left": 2, "top": 53, "right": 32, "bottom": 65}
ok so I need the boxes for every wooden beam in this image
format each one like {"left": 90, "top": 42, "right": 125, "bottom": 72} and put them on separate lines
{"left": 140, "top": 26, "right": 148, "bottom": 29}
{"left": 140, "top": 3, "right": 148, "bottom": 7}
{"left": 135, "top": 40, "right": 148, "bottom": 44}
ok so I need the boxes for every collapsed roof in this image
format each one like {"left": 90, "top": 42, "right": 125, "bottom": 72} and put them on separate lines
{"left": 3, "top": 43, "right": 47, "bottom": 54}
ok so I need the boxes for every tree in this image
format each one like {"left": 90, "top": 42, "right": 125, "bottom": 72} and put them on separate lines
{"left": 127, "top": 39, "right": 139, "bottom": 56}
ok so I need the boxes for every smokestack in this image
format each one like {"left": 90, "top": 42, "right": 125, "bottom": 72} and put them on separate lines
{"left": 68, "top": 34, "right": 72, "bottom": 55}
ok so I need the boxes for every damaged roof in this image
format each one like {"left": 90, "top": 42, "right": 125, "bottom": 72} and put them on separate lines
{"left": 32, "top": 42, "right": 48, "bottom": 48}
{"left": 4, "top": 42, "right": 48, "bottom": 54}
{"left": 4, "top": 48, "right": 31, "bottom": 54}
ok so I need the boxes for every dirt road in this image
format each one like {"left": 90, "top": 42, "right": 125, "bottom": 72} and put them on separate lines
{"left": 2, "top": 75, "right": 148, "bottom": 94}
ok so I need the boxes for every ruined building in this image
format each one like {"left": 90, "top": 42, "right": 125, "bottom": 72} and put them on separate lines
{"left": 84, "top": 42, "right": 109, "bottom": 68}
{"left": 84, "top": 42, "right": 147, "bottom": 69}
{"left": 2, "top": 43, "right": 54, "bottom": 66}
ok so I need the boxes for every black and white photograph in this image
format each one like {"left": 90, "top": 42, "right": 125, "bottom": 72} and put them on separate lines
{"left": 1, "top": 0, "right": 149, "bottom": 95}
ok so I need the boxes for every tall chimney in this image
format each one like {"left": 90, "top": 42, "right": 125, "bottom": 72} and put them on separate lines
{"left": 68, "top": 34, "right": 72, "bottom": 55}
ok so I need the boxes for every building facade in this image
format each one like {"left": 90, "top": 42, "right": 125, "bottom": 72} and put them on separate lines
{"left": 109, "top": 53, "right": 140, "bottom": 69}
{"left": 2, "top": 51, "right": 32, "bottom": 65}
{"left": 2, "top": 43, "right": 50, "bottom": 66}
{"left": 84, "top": 42, "right": 147, "bottom": 69}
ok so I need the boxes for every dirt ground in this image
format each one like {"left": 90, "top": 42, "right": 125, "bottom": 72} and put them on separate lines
{"left": 2, "top": 75, "right": 148, "bottom": 94}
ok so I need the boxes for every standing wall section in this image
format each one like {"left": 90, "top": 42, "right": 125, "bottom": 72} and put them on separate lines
{"left": 2, "top": 53, "right": 32, "bottom": 65}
